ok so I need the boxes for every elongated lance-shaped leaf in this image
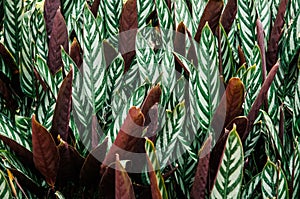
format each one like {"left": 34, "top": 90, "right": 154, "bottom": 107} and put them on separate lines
{"left": 221, "top": 0, "right": 238, "bottom": 34}
{"left": 50, "top": 70, "right": 73, "bottom": 144}
{"left": 137, "top": 0, "right": 155, "bottom": 28}
{"left": 0, "top": 170, "right": 11, "bottom": 199}
{"left": 174, "top": 0, "right": 196, "bottom": 37}
{"left": 145, "top": 138, "right": 168, "bottom": 199}
{"left": 20, "top": 11, "right": 35, "bottom": 97}
{"left": 241, "top": 173, "right": 261, "bottom": 199}
{"left": 210, "top": 124, "right": 244, "bottom": 199}
{"left": 115, "top": 154, "right": 136, "bottom": 199}
{"left": 155, "top": 0, "right": 173, "bottom": 47}
{"left": 293, "top": 68, "right": 300, "bottom": 137}
{"left": 136, "top": 31, "right": 157, "bottom": 83}
{"left": 160, "top": 51, "right": 176, "bottom": 106}
{"left": 156, "top": 102, "right": 192, "bottom": 167}
{"left": 280, "top": 12, "right": 300, "bottom": 71}
{"left": 48, "top": 8, "right": 69, "bottom": 75}
{"left": 261, "top": 159, "right": 289, "bottom": 199}
{"left": 44, "top": 0, "right": 60, "bottom": 37}
{"left": 34, "top": 55, "right": 58, "bottom": 98}
{"left": 220, "top": 24, "right": 235, "bottom": 83}
{"left": 261, "top": 110, "right": 287, "bottom": 169}
{"left": 237, "top": 0, "right": 257, "bottom": 61}
{"left": 244, "top": 46, "right": 263, "bottom": 115}
{"left": 31, "top": 115, "right": 59, "bottom": 188}
{"left": 255, "top": 0, "right": 271, "bottom": 43}
{"left": 244, "top": 121, "right": 262, "bottom": 158}
{"left": 83, "top": 4, "right": 106, "bottom": 113}
{"left": 291, "top": 140, "right": 300, "bottom": 198}
{"left": 190, "top": 23, "right": 220, "bottom": 132}
{"left": 267, "top": 81, "right": 278, "bottom": 123}
{"left": 191, "top": 0, "right": 208, "bottom": 29}
{"left": 3, "top": 0, "right": 22, "bottom": 62}
{"left": 31, "top": 5, "right": 48, "bottom": 61}
{"left": 285, "top": 0, "right": 300, "bottom": 27}
{"left": 62, "top": 0, "right": 85, "bottom": 35}
{"left": 103, "top": 0, "right": 122, "bottom": 47}
{"left": 106, "top": 54, "right": 125, "bottom": 103}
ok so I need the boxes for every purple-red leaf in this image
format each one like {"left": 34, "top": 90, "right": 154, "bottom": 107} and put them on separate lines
{"left": 191, "top": 136, "right": 212, "bottom": 199}
{"left": 119, "top": 0, "right": 138, "bottom": 72}
{"left": 141, "top": 85, "right": 162, "bottom": 122}
{"left": 238, "top": 45, "right": 246, "bottom": 67}
{"left": 225, "top": 116, "right": 248, "bottom": 139}
{"left": 224, "top": 78, "right": 244, "bottom": 126}
{"left": 266, "top": 0, "right": 288, "bottom": 71}
{"left": 90, "top": 0, "right": 100, "bottom": 17}
{"left": 100, "top": 107, "right": 145, "bottom": 174}
{"left": 0, "top": 73, "right": 17, "bottom": 114}
{"left": 80, "top": 138, "right": 108, "bottom": 186}
{"left": 44, "top": 0, "right": 61, "bottom": 37}
{"left": 31, "top": 115, "right": 59, "bottom": 188}
{"left": 50, "top": 69, "right": 72, "bottom": 144}
{"left": 70, "top": 38, "right": 82, "bottom": 69}
{"left": 245, "top": 62, "right": 279, "bottom": 140}
{"left": 115, "top": 154, "right": 136, "bottom": 199}
{"left": 48, "top": 8, "right": 69, "bottom": 75}
{"left": 174, "top": 22, "right": 186, "bottom": 57}
{"left": 194, "top": 0, "right": 224, "bottom": 41}
{"left": 256, "top": 19, "right": 267, "bottom": 82}
{"left": 56, "top": 141, "right": 84, "bottom": 185}
{"left": 220, "top": 0, "right": 237, "bottom": 34}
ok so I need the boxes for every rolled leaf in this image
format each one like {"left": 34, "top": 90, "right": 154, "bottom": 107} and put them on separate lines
{"left": 50, "top": 69, "right": 73, "bottom": 144}
{"left": 44, "top": 0, "right": 61, "bottom": 37}
{"left": 220, "top": 0, "right": 237, "bottom": 34}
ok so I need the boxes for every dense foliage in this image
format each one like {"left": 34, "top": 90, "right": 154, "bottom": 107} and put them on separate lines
{"left": 0, "top": 0, "right": 299, "bottom": 198}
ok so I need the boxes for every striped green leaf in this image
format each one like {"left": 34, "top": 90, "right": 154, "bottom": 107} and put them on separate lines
{"left": 136, "top": 31, "right": 157, "bottom": 83}
{"left": 156, "top": 102, "right": 192, "bottom": 167}
{"left": 83, "top": 4, "right": 106, "bottom": 113}
{"left": 190, "top": 24, "right": 220, "bottom": 132}
{"left": 241, "top": 173, "right": 261, "bottom": 199}
{"left": 137, "top": 0, "right": 155, "bottom": 28}
{"left": 261, "top": 159, "right": 289, "bottom": 199}
{"left": 294, "top": 68, "right": 300, "bottom": 137}
{"left": 174, "top": 0, "right": 196, "bottom": 37}
{"left": 34, "top": 56, "right": 58, "bottom": 98}
{"left": 267, "top": 82, "right": 279, "bottom": 123}
{"left": 20, "top": 11, "right": 35, "bottom": 97}
{"left": 261, "top": 110, "right": 287, "bottom": 170}
{"left": 145, "top": 138, "right": 168, "bottom": 199}
{"left": 103, "top": 0, "right": 122, "bottom": 47}
{"left": 191, "top": 0, "right": 208, "bottom": 27}
{"left": 160, "top": 51, "right": 176, "bottom": 106}
{"left": 292, "top": 141, "right": 300, "bottom": 198}
{"left": 255, "top": 0, "right": 271, "bottom": 43}
{"left": 62, "top": 0, "right": 85, "bottom": 34}
{"left": 31, "top": 5, "right": 48, "bottom": 61}
{"left": 0, "top": 170, "right": 11, "bottom": 199}
{"left": 244, "top": 45, "right": 263, "bottom": 115}
{"left": 0, "top": 113, "right": 31, "bottom": 151}
{"left": 244, "top": 121, "right": 262, "bottom": 158}
{"left": 155, "top": 0, "right": 173, "bottom": 46}
{"left": 237, "top": 0, "right": 257, "bottom": 61}
{"left": 210, "top": 124, "right": 244, "bottom": 199}
{"left": 3, "top": 0, "right": 22, "bottom": 62}
{"left": 285, "top": 0, "right": 300, "bottom": 27}
{"left": 220, "top": 24, "right": 235, "bottom": 83}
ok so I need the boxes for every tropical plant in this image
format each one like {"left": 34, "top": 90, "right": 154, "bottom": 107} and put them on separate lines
{"left": 0, "top": 0, "right": 299, "bottom": 198}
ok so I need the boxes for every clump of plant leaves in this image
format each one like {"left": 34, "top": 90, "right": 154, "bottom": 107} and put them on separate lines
{"left": 0, "top": 0, "right": 299, "bottom": 198}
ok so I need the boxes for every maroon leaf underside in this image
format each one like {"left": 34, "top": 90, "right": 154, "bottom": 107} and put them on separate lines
{"left": 31, "top": 115, "right": 59, "bottom": 187}
{"left": 115, "top": 154, "right": 136, "bottom": 199}
{"left": 48, "top": 8, "right": 69, "bottom": 75}
{"left": 266, "top": 0, "right": 289, "bottom": 71}
{"left": 119, "top": 0, "right": 138, "bottom": 72}
{"left": 191, "top": 136, "right": 212, "bottom": 199}
{"left": 174, "top": 22, "right": 186, "bottom": 57}
{"left": 90, "top": 0, "right": 100, "bottom": 17}
{"left": 70, "top": 38, "right": 83, "bottom": 69}
{"left": 50, "top": 69, "right": 73, "bottom": 144}
{"left": 194, "top": 0, "right": 224, "bottom": 42}
{"left": 44, "top": 0, "right": 61, "bottom": 37}
{"left": 220, "top": 0, "right": 237, "bottom": 34}
{"left": 146, "top": 153, "right": 162, "bottom": 199}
